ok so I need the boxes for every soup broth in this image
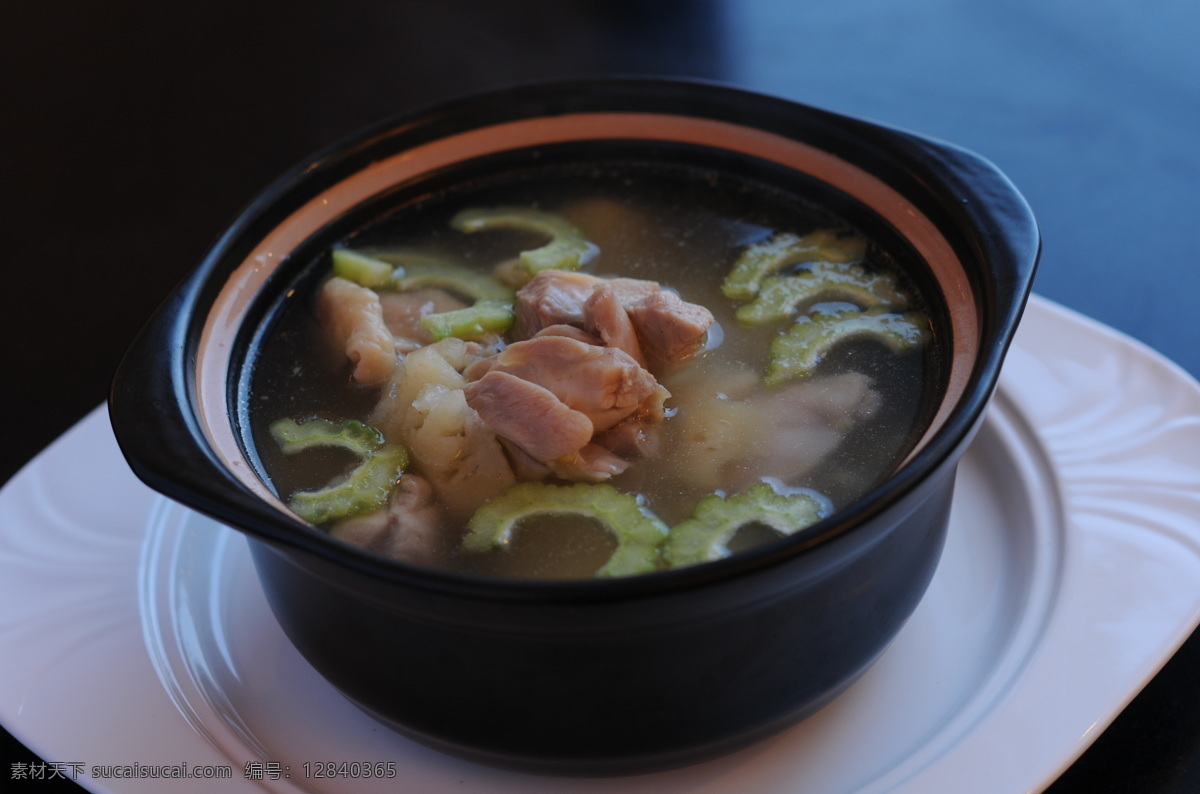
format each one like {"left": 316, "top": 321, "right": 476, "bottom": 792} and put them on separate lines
{"left": 247, "top": 159, "right": 942, "bottom": 580}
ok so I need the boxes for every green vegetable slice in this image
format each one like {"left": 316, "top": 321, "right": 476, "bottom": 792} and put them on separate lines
{"left": 270, "top": 416, "right": 385, "bottom": 456}
{"left": 665, "top": 482, "right": 828, "bottom": 567}
{"left": 735, "top": 261, "right": 909, "bottom": 326}
{"left": 269, "top": 418, "right": 408, "bottom": 525}
{"left": 420, "top": 299, "right": 515, "bottom": 341}
{"left": 331, "top": 249, "right": 396, "bottom": 289}
{"left": 388, "top": 255, "right": 516, "bottom": 303}
{"left": 334, "top": 249, "right": 516, "bottom": 303}
{"left": 765, "top": 309, "right": 930, "bottom": 387}
{"left": 722, "top": 230, "right": 868, "bottom": 300}
{"left": 463, "top": 482, "right": 669, "bottom": 578}
{"left": 450, "top": 206, "right": 599, "bottom": 276}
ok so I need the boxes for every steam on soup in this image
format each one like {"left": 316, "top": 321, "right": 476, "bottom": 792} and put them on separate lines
{"left": 248, "top": 162, "right": 938, "bottom": 580}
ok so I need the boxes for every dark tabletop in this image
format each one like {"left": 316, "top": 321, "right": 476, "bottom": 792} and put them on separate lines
{"left": 4, "top": 2, "right": 1200, "bottom": 791}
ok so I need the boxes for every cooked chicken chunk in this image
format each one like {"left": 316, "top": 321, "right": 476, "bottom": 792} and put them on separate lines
{"left": 330, "top": 474, "right": 444, "bottom": 565}
{"left": 463, "top": 370, "right": 596, "bottom": 463}
{"left": 370, "top": 339, "right": 468, "bottom": 443}
{"left": 401, "top": 383, "right": 516, "bottom": 523}
{"left": 317, "top": 277, "right": 397, "bottom": 386}
{"left": 583, "top": 283, "right": 646, "bottom": 366}
{"left": 466, "top": 335, "right": 668, "bottom": 433}
{"left": 666, "top": 369, "right": 882, "bottom": 491}
{"left": 512, "top": 269, "right": 604, "bottom": 339}
{"left": 627, "top": 288, "right": 715, "bottom": 361}
{"left": 511, "top": 269, "right": 714, "bottom": 368}
{"left": 366, "top": 338, "right": 517, "bottom": 521}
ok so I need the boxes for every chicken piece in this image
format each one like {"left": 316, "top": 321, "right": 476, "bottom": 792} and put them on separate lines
{"left": 627, "top": 289, "right": 715, "bottom": 362}
{"left": 667, "top": 370, "right": 881, "bottom": 491}
{"left": 772, "top": 369, "right": 882, "bottom": 431}
{"left": 583, "top": 283, "right": 647, "bottom": 366}
{"left": 599, "top": 278, "right": 713, "bottom": 362}
{"left": 477, "top": 335, "right": 668, "bottom": 433}
{"left": 379, "top": 288, "right": 469, "bottom": 354}
{"left": 400, "top": 383, "right": 516, "bottom": 523}
{"left": 512, "top": 269, "right": 603, "bottom": 339}
{"left": 316, "top": 276, "right": 397, "bottom": 386}
{"left": 512, "top": 269, "right": 713, "bottom": 368}
{"left": 463, "top": 370, "right": 596, "bottom": 463}
{"left": 330, "top": 474, "right": 445, "bottom": 566}
{"left": 369, "top": 339, "right": 468, "bottom": 443}
{"left": 463, "top": 323, "right": 604, "bottom": 383}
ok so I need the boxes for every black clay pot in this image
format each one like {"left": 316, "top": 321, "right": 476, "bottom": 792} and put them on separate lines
{"left": 109, "top": 78, "right": 1038, "bottom": 774}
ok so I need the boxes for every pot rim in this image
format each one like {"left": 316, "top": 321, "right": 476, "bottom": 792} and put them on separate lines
{"left": 109, "top": 76, "right": 1039, "bottom": 602}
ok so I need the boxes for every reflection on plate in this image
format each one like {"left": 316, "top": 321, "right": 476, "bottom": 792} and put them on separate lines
{"left": 2, "top": 295, "right": 1200, "bottom": 794}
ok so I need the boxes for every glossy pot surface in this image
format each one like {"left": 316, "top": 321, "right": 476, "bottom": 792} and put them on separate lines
{"left": 109, "top": 78, "right": 1038, "bottom": 773}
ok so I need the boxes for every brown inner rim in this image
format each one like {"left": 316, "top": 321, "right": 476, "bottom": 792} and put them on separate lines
{"left": 196, "top": 112, "right": 979, "bottom": 507}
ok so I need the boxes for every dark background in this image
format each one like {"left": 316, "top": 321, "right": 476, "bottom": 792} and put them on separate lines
{"left": 3, "top": 1, "right": 1199, "bottom": 791}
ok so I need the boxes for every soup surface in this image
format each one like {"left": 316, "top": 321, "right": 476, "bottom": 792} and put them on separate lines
{"left": 248, "top": 160, "right": 939, "bottom": 579}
